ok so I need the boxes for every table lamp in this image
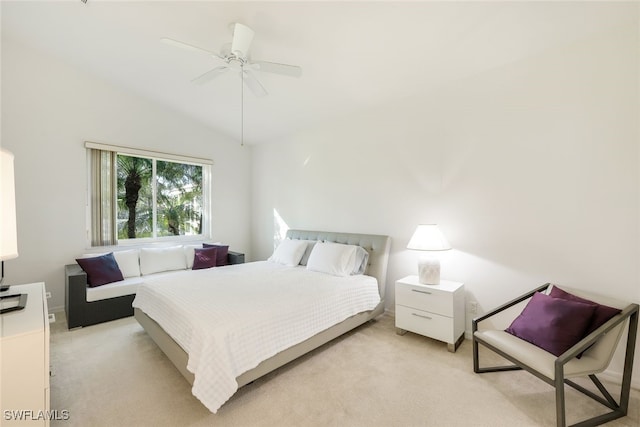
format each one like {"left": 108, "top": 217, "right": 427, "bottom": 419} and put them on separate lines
{"left": 1, "top": 149, "right": 18, "bottom": 292}
{"left": 407, "top": 224, "right": 451, "bottom": 285}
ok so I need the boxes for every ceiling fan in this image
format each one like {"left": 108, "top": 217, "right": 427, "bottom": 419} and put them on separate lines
{"left": 162, "top": 23, "right": 302, "bottom": 97}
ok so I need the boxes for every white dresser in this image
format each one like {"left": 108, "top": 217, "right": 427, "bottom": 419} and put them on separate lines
{"left": 395, "top": 275, "right": 465, "bottom": 352}
{"left": 1, "top": 282, "right": 50, "bottom": 426}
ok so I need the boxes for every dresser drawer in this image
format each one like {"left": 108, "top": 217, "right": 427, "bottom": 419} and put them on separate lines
{"left": 396, "top": 282, "right": 453, "bottom": 317}
{"left": 396, "top": 305, "right": 454, "bottom": 343}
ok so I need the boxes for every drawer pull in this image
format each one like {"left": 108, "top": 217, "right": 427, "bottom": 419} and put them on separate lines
{"left": 412, "top": 289, "right": 432, "bottom": 295}
{"left": 412, "top": 313, "right": 432, "bottom": 320}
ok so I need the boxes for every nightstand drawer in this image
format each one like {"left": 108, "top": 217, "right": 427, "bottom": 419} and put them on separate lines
{"left": 396, "top": 305, "right": 454, "bottom": 343}
{"left": 396, "top": 282, "right": 452, "bottom": 317}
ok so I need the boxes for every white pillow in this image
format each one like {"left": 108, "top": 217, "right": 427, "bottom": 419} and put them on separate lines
{"left": 298, "top": 240, "right": 317, "bottom": 266}
{"left": 183, "top": 244, "right": 201, "bottom": 269}
{"left": 268, "top": 239, "right": 309, "bottom": 266}
{"left": 351, "top": 246, "right": 369, "bottom": 275}
{"left": 306, "top": 242, "right": 358, "bottom": 277}
{"left": 80, "top": 252, "right": 106, "bottom": 259}
{"left": 139, "top": 246, "right": 187, "bottom": 275}
{"left": 112, "top": 250, "right": 141, "bottom": 278}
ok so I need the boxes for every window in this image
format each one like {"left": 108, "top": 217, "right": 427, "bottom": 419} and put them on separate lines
{"left": 86, "top": 142, "right": 212, "bottom": 246}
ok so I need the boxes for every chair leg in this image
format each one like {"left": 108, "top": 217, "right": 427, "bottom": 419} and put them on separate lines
{"left": 473, "top": 336, "right": 480, "bottom": 373}
{"left": 555, "top": 364, "right": 566, "bottom": 427}
{"left": 620, "top": 309, "right": 638, "bottom": 414}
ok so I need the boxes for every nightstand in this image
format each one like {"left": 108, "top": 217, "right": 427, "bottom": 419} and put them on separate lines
{"left": 395, "top": 275, "right": 465, "bottom": 352}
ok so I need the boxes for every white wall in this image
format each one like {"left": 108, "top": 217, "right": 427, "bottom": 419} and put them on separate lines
{"left": 251, "top": 23, "right": 639, "bottom": 383}
{"left": 1, "top": 36, "right": 252, "bottom": 311}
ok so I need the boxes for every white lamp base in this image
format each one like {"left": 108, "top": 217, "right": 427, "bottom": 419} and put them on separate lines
{"left": 418, "top": 256, "right": 440, "bottom": 285}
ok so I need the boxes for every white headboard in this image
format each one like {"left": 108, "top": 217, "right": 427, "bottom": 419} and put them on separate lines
{"left": 285, "top": 229, "right": 391, "bottom": 300}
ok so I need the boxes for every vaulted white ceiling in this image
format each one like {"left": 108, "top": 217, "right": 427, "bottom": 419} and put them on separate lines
{"left": 2, "top": 1, "right": 635, "bottom": 145}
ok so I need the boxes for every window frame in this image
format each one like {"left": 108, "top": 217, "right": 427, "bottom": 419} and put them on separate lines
{"left": 85, "top": 141, "right": 213, "bottom": 247}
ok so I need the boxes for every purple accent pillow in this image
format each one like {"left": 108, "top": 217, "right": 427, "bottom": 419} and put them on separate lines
{"left": 76, "top": 253, "right": 124, "bottom": 287}
{"left": 549, "top": 286, "right": 621, "bottom": 335}
{"left": 192, "top": 247, "right": 218, "bottom": 270}
{"left": 505, "top": 292, "right": 597, "bottom": 356}
{"left": 203, "top": 244, "right": 229, "bottom": 266}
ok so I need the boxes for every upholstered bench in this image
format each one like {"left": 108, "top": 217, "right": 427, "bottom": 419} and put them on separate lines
{"left": 65, "top": 246, "right": 244, "bottom": 329}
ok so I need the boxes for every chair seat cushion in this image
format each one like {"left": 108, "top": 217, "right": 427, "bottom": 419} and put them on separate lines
{"left": 474, "top": 329, "right": 608, "bottom": 380}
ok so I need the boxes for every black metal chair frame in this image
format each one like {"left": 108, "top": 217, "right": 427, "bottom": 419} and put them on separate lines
{"left": 472, "top": 283, "right": 638, "bottom": 427}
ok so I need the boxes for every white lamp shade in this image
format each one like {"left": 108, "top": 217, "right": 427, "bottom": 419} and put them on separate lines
{"left": 407, "top": 224, "right": 451, "bottom": 251}
{"left": 1, "top": 149, "right": 18, "bottom": 261}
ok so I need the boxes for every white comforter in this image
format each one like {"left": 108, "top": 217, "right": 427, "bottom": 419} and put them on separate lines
{"left": 132, "top": 261, "right": 380, "bottom": 413}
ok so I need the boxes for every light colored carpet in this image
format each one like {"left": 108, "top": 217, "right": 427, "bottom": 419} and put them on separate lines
{"left": 49, "top": 313, "right": 639, "bottom": 426}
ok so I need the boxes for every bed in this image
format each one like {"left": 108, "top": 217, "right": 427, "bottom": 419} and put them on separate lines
{"left": 133, "top": 229, "right": 391, "bottom": 413}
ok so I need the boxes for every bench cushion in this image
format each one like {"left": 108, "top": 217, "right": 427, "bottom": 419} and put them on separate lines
{"left": 85, "top": 270, "right": 185, "bottom": 302}
{"left": 140, "top": 246, "right": 187, "bottom": 275}
{"left": 112, "top": 249, "right": 141, "bottom": 278}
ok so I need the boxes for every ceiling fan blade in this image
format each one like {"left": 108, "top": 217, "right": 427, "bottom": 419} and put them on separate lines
{"left": 191, "top": 66, "right": 229, "bottom": 85}
{"left": 242, "top": 70, "right": 267, "bottom": 97}
{"left": 161, "top": 37, "right": 223, "bottom": 59}
{"left": 253, "top": 61, "right": 302, "bottom": 78}
{"left": 231, "top": 23, "right": 254, "bottom": 59}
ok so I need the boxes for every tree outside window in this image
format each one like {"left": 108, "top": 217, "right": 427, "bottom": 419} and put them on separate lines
{"left": 116, "top": 155, "right": 204, "bottom": 241}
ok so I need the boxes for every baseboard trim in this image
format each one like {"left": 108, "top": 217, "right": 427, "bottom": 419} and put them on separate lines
{"left": 599, "top": 369, "right": 640, "bottom": 391}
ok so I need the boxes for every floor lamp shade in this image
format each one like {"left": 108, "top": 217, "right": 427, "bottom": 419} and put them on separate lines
{"left": 1, "top": 149, "right": 18, "bottom": 261}
{"left": 407, "top": 224, "right": 451, "bottom": 285}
